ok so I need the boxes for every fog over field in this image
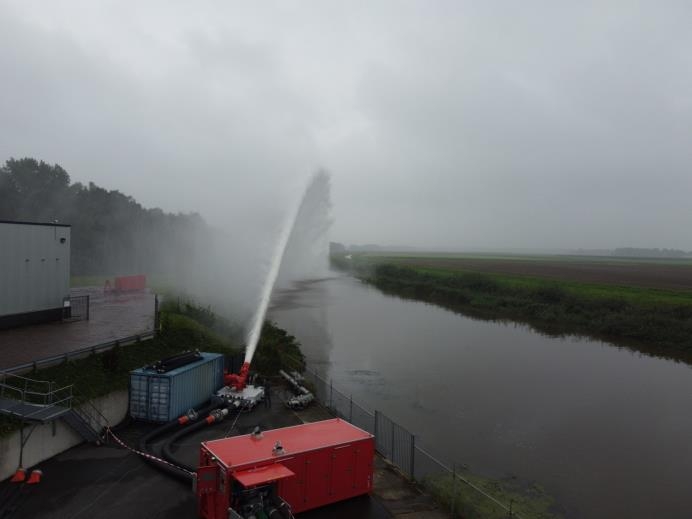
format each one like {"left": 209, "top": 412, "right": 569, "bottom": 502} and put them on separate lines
{"left": 2, "top": 1, "right": 692, "bottom": 252}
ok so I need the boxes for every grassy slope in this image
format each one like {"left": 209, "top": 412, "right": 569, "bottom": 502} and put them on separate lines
{"left": 424, "top": 470, "right": 559, "bottom": 519}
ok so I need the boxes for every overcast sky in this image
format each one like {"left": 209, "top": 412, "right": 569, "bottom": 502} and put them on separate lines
{"left": 2, "top": 1, "right": 691, "bottom": 250}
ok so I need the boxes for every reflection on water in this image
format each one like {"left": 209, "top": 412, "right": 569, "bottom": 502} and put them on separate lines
{"left": 269, "top": 273, "right": 692, "bottom": 519}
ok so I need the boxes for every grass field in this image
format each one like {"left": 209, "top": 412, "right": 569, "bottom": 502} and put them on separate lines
{"left": 379, "top": 254, "right": 692, "bottom": 292}
{"left": 393, "top": 263, "right": 692, "bottom": 307}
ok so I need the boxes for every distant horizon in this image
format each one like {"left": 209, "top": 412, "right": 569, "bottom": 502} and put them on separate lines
{"left": 332, "top": 243, "right": 692, "bottom": 257}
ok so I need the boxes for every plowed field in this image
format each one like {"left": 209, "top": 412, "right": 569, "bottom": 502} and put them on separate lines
{"left": 390, "top": 256, "right": 692, "bottom": 291}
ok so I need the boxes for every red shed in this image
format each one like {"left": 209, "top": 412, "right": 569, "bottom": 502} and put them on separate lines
{"left": 114, "top": 274, "right": 146, "bottom": 292}
{"left": 197, "top": 418, "right": 374, "bottom": 518}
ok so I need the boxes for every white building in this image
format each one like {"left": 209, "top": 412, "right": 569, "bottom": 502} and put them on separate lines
{"left": 0, "top": 220, "right": 71, "bottom": 328}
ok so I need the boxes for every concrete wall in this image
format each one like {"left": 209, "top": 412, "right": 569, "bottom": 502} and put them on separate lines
{"left": 0, "top": 390, "right": 128, "bottom": 481}
{"left": 0, "top": 221, "right": 71, "bottom": 318}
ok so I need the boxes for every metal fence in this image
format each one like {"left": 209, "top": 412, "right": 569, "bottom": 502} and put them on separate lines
{"left": 283, "top": 355, "right": 523, "bottom": 518}
{"left": 0, "top": 331, "right": 156, "bottom": 375}
{"left": 0, "top": 372, "right": 74, "bottom": 411}
{"left": 63, "top": 295, "right": 90, "bottom": 322}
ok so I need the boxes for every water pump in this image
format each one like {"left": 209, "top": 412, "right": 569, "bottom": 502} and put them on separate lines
{"left": 218, "top": 362, "right": 265, "bottom": 410}
{"left": 225, "top": 361, "right": 251, "bottom": 390}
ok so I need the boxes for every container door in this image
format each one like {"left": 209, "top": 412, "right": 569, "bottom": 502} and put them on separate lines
{"left": 304, "top": 450, "right": 330, "bottom": 508}
{"left": 352, "top": 440, "right": 374, "bottom": 492}
{"left": 148, "top": 376, "right": 170, "bottom": 422}
{"left": 330, "top": 445, "right": 356, "bottom": 501}
{"left": 129, "top": 374, "right": 148, "bottom": 419}
{"left": 196, "top": 465, "right": 218, "bottom": 519}
{"left": 278, "top": 457, "right": 304, "bottom": 513}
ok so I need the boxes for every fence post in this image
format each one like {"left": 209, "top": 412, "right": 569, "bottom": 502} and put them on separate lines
{"left": 154, "top": 295, "right": 159, "bottom": 336}
{"left": 86, "top": 295, "right": 90, "bottom": 320}
{"left": 349, "top": 395, "right": 353, "bottom": 423}
{"left": 410, "top": 434, "right": 415, "bottom": 479}
{"left": 391, "top": 420, "right": 395, "bottom": 462}
{"left": 451, "top": 463, "right": 456, "bottom": 517}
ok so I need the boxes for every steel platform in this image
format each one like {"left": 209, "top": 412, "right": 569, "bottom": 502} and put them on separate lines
{"left": 0, "top": 397, "right": 71, "bottom": 423}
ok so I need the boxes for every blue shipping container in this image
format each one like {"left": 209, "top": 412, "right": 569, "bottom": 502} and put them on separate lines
{"left": 129, "top": 352, "right": 224, "bottom": 422}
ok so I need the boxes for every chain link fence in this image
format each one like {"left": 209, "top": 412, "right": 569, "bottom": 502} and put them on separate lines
{"left": 283, "top": 355, "right": 524, "bottom": 518}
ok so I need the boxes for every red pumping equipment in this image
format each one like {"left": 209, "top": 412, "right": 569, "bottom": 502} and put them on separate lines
{"left": 197, "top": 418, "right": 374, "bottom": 518}
{"left": 224, "top": 361, "right": 251, "bottom": 391}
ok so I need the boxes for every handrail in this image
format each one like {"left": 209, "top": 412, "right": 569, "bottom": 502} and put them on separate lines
{"left": 0, "top": 384, "right": 25, "bottom": 400}
{"left": 75, "top": 397, "right": 109, "bottom": 429}
{"left": 0, "top": 378, "right": 51, "bottom": 399}
{"left": 0, "top": 330, "right": 155, "bottom": 376}
{"left": 0, "top": 380, "right": 74, "bottom": 421}
{"left": 0, "top": 383, "right": 73, "bottom": 399}
{"left": 19, "top": 395, "right": 74, "bottom": 419}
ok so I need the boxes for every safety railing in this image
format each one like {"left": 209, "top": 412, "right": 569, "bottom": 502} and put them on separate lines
{"left": 0, "top": 373, "right": 74, "bottom": 418}
{"left": 0, "top": 331, "right": 155, "bottom": 376}
{"left": 282, "top": 355, "right": 523, "bottom": 518}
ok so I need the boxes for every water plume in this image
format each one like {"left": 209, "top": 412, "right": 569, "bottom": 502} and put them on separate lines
{"left": 244, "top": 170, "right": 331, "bottom": 364}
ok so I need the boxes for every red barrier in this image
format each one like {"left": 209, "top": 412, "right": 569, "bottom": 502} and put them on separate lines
{"left": 114, "top": 275, "right": 147, "bottom": 292}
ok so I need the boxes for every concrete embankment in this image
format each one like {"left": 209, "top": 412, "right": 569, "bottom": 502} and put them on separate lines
{"left": 0, "top": 390, "right": 128, "bottom": 481}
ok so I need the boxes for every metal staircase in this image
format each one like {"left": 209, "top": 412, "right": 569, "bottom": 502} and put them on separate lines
{"left": 63, "top": 398, "right": 108, "bottom": 443}
{"left": 0, "top": 373, "right": 105, "bottom": 449}
{"left": 62, "top": 409, "right": 101, "bottom": 443}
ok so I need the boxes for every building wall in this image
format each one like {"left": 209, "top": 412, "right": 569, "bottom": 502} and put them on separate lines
{"left": 0, "top": 222, "right": 71, "bottom": 318}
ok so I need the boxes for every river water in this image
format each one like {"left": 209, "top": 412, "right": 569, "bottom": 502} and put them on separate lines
{"left": 269, "top": 273, "right": 692, "bottom": 519}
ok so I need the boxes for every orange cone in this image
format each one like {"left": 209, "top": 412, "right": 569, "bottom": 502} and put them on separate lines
{"left": 27, "top": 469, "right": 42, "bottom": 485}
{"left": 10, "top": 468, "right": 26, "bottom": 483}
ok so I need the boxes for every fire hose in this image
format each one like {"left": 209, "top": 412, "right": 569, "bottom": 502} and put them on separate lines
{"left": 161, "top": 408, "right": 233, "bottom": 473}
{"left": 133, "top": 401, "right": 218, "bottom": 483}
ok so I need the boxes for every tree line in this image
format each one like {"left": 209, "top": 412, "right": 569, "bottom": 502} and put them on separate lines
{"left": 0, "top": 157, "right": 209, "bottom": 276}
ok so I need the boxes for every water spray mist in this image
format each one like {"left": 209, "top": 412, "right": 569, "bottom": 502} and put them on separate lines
{"left": 225, "top": 171, "right": 330, "bottom": 390}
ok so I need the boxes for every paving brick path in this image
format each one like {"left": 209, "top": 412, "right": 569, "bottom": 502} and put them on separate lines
{"left": 0, "top": 287, "right": 155, "bottom": 370}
